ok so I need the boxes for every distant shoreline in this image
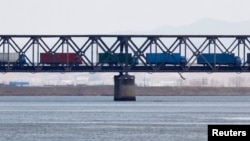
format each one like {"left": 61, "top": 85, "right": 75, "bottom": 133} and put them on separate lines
{"left": 1, "top": 85, "right": 250, "bottom": 96}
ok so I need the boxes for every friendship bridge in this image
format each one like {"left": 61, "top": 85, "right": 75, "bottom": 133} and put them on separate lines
{"left": 1, "top": 35, "right": 250, "bottom": 101}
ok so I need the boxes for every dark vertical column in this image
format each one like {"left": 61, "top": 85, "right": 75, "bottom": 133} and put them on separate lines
{"left": 114, "top": 73, "right": 136, "bottom": 101}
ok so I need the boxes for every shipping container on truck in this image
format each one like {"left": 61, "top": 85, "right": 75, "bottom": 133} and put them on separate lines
{"left": 98, "top": 53, "right": 136, "bottom": 65}
{"left": 40, "top": 53, "right": 82, "bottom": 65}
{"left": 146, "top": 53, "right": 186, "bottom": 65}
{"left": 197, "top": 53, "right": 241, "bottom": 66}
{"left": 0, "top": 53, "right": 19, "bottom": 63}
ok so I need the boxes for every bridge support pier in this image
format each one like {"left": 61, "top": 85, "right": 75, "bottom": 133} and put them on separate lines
{"left": 114, "top": 73, "right": 136, "bottom": 101}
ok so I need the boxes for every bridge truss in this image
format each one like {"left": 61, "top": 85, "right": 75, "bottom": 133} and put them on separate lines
{"left": 0, "top": 35, "right": 250, "bottom": 73}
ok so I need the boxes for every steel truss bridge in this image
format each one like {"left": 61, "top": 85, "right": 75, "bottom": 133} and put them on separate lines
{"left": 1, "top": 35, "right": 250, "bottom": 73}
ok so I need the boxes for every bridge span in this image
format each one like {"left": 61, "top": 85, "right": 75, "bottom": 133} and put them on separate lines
{"left": 1, "top": 35, "right": 250, "bottom": 100}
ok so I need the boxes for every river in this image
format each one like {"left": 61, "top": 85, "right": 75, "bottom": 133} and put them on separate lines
{"left": 0, "top": 96, "right": 250, "bottom": 141}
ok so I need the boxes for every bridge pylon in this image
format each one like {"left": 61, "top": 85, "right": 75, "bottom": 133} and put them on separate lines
{"left": 114, "top": 72, "right": 136, "bottom": 101}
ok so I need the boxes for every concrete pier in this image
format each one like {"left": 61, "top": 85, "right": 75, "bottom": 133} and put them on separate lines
{"left": 114, "top": 73, "right": 136, "bottom": 101}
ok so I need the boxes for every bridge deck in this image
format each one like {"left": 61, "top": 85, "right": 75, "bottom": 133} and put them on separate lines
{"left": 0, "top": 66, "right": 248, "bottom": 73}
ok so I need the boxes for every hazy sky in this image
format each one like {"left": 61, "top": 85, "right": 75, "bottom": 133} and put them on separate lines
{"left": 1, "top": 0, "right": 250, "bottom": 34}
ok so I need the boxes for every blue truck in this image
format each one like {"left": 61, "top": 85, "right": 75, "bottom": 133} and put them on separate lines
{"left": 197, "top": 53, "right": 241, "bottom": 66}
{"left": 146, "top": 53, "right": 186, "bottom": 65}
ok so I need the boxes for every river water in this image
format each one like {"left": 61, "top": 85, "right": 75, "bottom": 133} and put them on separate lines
{"left": 0, "top": 96, "right": 250, "bottom": 141}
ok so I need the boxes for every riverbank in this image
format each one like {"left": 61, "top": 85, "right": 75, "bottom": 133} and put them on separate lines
{"left": 1, "top": 85, "right": 250, "bottom": 96}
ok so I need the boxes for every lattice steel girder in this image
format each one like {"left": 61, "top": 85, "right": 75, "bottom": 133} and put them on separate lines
{"left": 1, "top": 35, "right": 250, "bottom": 73}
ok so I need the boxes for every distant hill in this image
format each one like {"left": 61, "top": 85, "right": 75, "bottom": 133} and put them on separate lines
{"left": 113, "top": 18, "right": 250, "bottom": 35}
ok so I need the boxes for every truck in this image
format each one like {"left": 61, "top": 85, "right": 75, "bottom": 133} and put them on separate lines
{"left": 0, "top": 53, "right": 26, "bottom": 65}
